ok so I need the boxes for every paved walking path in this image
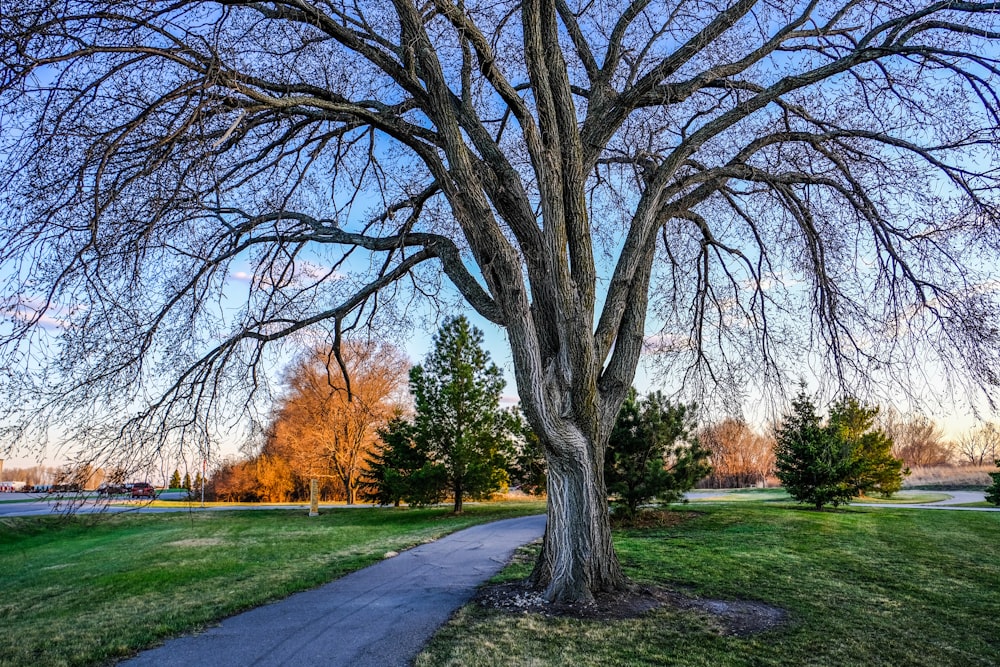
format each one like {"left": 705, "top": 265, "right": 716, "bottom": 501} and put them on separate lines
{"left": 119, "top": 514, "right": 546, "bottom": 667}
{"left": 853, "top": 490, "right": 999, "bottom": 511}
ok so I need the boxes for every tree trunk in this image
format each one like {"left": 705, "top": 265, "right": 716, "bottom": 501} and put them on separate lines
{"left": 453, "top": 481, "right": 463, "bottom": 513}
{"left": 529, "top": 429, "right": 627, "bottom": 602}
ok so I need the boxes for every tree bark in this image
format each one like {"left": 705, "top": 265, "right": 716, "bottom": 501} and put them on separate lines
{"left": 529, "top": 426, "right": 627, "bottom": 602}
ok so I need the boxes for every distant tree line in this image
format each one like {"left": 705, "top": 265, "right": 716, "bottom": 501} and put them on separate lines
{"left": 199, "top": 319, "right": 993, "bottom": 508}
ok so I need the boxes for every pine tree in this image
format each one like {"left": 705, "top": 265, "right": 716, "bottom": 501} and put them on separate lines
{"left": 169, "top": 469, "right": 182, "bottom": 490}
{"left": 410, "top": 316, "right": 509, "bottom": 512}
{"left": 605, "top": 389, "right": 710, "bottom": 519}
{"left": 828, "top": 398, "right": 908, "bottom": 497}
{"left": 775, "top": 392, "right": 908, "bottom": 508}
{"left": 361, "top": 417, "right": 446, "bottom": 507}
{"left": 504, "top": 407, "right": 547, "bottom": 496}
{"left": 182, "top": 472, "right": 191, "bottom": 490}
{"left": 986, "top": 460, "right": 1000, "bottom": 506}
{"left": 775, "top": 392, "right": 856, "bottom": 510}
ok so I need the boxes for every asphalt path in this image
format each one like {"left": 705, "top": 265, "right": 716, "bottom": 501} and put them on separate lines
{"left": 852, "top": 489, "right": 998, "bottom": 510}
{"left": 0, "top": 494, "right": 360, "bottom": 517}
{"left": 118, "top": 514, "right": 547, "bottom": 667}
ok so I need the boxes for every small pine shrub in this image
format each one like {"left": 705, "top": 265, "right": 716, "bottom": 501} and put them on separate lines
{"left": 985, "top": 460, "right": 1000, "bottom": 506}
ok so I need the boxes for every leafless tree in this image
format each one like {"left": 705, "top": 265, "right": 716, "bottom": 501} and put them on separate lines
{"left": 882, "top": 411, "right": 954, "bottom": 467}
{"left": 699, "top": 418, "right": 775, "bottom": 488}
{"left": 2, "top": 1, "right": 1000, "bottom": 602}
{"left": 957, "top": 422, "right": 1000, "bottom": 465}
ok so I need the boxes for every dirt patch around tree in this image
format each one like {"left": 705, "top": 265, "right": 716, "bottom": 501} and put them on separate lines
{"left": 474, "top": 581, "right": 788, "bottom": 636}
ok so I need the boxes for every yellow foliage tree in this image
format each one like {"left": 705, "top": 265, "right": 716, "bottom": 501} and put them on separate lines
{"left": 269, "top": 342, "right": 409, "bottom": 504}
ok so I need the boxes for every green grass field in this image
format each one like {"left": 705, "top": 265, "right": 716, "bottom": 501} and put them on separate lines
{"left": 418, "top": 504, "right": 1000, "bottom": 667}
{"left": 0, "top": 502, "right": 544, "bottom": 667}
{"left": 4, "top": 499, "right": 998, "bottom": 667}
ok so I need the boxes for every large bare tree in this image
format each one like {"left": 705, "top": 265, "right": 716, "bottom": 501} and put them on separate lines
{"left": 2, "top": 1, "right": 1000, "bottom": 602}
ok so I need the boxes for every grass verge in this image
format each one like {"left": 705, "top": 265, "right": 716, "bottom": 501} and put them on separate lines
{"left": 0, "top": 502, "right": 544, "bottom": 666}
{"left": 417, "top": 504, "right": 1000, "bottom": 667}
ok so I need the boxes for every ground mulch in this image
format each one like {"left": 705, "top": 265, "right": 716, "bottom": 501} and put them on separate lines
{"left": 474, "top": 581, "right": 788, "bottom": 635}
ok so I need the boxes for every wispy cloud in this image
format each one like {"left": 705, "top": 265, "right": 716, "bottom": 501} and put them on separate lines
{"left": 3, "top": 298, "right": 69, "bottom": 330}
{"left": 643, "top": 332, "right": 692, "bottom": 354}
{"left": 230, "top": 271, "right": 254, "bottom": 283}
{"left": 228, "top": 262, "right": 345, "bottom": 287}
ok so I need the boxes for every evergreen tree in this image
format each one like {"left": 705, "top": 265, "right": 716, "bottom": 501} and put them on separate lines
{"left": 169, "top": 469, "right": 182, "bottom": 490}
{"left": 605, "top": 389, "right": 711, "bottom": 519}
{"left": 775, "top": 392, "right": 908, "bottom": 508}
{"left": 775, "top": 392, "right": 856, "bottom": 510}
{"left": 828, "top": 398, "right": 908, "bottom": 497}
{"left": 410, "top": 316, "right": 509, "bottom": 512}
{"left": 182, "top": 472, "right": 191, "bottom": 490}
{"left": 986, "top": 460, "right": 1000, "bottom": 506}
{"left": 192, "top": 472, "right": 203, "bottom": 494}
{"left": 361, "top": 417, "right": 447, "bottom": 507}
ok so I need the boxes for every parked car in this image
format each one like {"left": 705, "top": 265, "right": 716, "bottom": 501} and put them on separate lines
{"left": 129, "top": 482, "right": 156, "bottom": 499}
{"left": 97, "top": 484, "right": 126, "bottom": 496}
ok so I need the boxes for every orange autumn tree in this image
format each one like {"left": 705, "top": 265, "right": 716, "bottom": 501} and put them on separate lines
{"left": 268, "top": 342, "right": 409, "bottom": 504}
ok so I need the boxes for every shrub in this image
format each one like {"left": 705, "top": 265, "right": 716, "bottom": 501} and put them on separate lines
{"left": 986, "top": 460, "right": 1000, "bottom": 506}
{"left": 605, "top": 389, "right": 711, "bottom": 519}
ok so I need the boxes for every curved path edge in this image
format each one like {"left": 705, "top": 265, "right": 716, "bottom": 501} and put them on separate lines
{"left": 119, "top": 514, "right": 546, "bottom": 667}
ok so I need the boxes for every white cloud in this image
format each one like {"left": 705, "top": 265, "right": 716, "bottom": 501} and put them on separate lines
{"left": 643, "top": 332, "right": 692, "bottom": 354}
{"left": 3, "top": 298, "right": 67, "bottom": 329}
{"left": 228, "top": 263, "right": 344, "bottom": 287}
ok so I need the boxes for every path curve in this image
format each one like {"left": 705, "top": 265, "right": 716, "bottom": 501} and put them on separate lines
{"left": 118, "top": 514, "right": 546, "bottom": 667}
{"left": 854, "top": 490, "right": 999, "bottom": 511}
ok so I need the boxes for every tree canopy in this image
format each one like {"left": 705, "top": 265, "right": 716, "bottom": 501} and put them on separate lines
{"left": 269, "top": 341, "right": 409, "bottom": 504}
{"left": 2, "top": 0, "right": 1000, "bottom": 602}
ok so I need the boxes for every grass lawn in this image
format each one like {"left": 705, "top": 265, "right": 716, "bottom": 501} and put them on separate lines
{"left": 0, "top": 501, "right": 544, "bottom": 667}
{"left": 686, "top": 488, "right": 792, "bottom": 503}
{"left": 417, "top": 504, "right": 1000, "bottom": 667}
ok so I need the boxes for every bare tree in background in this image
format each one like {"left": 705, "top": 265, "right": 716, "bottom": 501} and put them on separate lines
{"left": 699, "top": 418, "right": 775, "bottom": 488}
{"left": 882, "top": 411, "right": 954, "bottom": 467}
{"left": 957, "top": 422, "right": 1000, "bottom": 466}
{"left": 2, "top": 1, "right": 1000, "bottom": 602}
{"left": 270, "top": 341, "right": 409, "bottom": 504}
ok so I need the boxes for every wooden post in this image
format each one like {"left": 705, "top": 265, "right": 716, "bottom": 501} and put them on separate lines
{"left": 309, "top": 478, "right": 319, "bottom": 517}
